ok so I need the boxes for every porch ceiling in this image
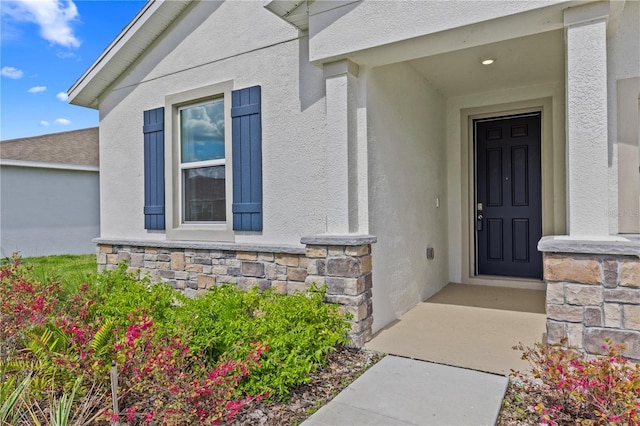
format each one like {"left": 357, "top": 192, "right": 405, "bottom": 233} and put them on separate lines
{"left": 408, "top": 29, "right": 564, "bottom": 97}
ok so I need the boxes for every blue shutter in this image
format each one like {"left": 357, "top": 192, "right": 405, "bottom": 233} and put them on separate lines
{"left": 231, "top": 86, "right": 262, "bottom": 231}
{"left": 143, "top": 107, "right": 165, "bottom": 230}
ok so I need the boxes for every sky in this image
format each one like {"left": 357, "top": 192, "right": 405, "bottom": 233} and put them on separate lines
{"left": 1, "top": 0, "right": 146, "bottom": 141}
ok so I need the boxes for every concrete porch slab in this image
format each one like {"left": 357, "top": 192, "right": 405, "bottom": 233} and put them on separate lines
{"left": 365, "top": 283, "right": 547, "bottom": 375}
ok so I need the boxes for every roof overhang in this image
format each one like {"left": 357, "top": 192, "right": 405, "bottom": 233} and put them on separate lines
{"left": 68, "top": 0, "right": 192, "bottom": 109}
{"left": 263, "top": 0, "right": 311, "bottom": 31}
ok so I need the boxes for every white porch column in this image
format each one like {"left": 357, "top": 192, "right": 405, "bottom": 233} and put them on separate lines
{"left": 324, "top": 59, "right": 359, "bottom": 233}
{"left": 564, "top": 3, "right": 610, "bottom": 237}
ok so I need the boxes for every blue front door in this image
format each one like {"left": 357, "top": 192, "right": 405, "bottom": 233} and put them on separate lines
{"left": 475, "top": 113, "right": 543, "bottom": 279}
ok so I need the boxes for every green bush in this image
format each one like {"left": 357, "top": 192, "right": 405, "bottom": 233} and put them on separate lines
{"left": 90, "top": 263, "right": 184, "bottom": 328}
{"left": 62, "top": 264, "right": 351, "bottom": 398}
{"left": 173, "top": 284, "right": 350, "bottom": 398}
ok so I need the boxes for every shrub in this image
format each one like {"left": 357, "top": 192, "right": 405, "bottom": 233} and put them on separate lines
{"left": 90, "top": 263, "right": 184, "bottom": 328}
{"left": 513, "top": 339, "right": 640, "bottom": 425}
{"left": 0, "top": 257, "right": 59, "bottom": 376}
{"left": 1, "top": 254, "right": 352, "bottom": 422}
{"left": 104, "top": 312, "right": 267, "bottom": 424}
{"left": 173, "top": 284, "right": 351, "bottom": 397}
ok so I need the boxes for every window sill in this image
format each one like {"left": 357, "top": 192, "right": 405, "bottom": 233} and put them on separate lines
{"left": 166, "top": 225, "right": 235, "bottom": 242}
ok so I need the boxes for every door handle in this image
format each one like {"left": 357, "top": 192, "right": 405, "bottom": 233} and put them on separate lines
{"left": 477, "top": 214, "right": 483, "bottom": 231}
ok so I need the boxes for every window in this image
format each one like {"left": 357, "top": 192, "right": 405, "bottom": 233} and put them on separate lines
{"left": 179, "top": 99, "right": 226, "bottom": 223}
{"left": 143, "top": 81, "right": 263, "bottom": 240}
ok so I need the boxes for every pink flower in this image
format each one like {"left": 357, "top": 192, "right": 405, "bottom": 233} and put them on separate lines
{"left": 126, "top": 406, "right": 137, "bottom": 421}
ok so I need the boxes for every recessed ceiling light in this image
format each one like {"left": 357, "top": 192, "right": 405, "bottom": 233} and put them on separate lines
{"left": 481, "top": 58, "right": 495, "bottom": 65}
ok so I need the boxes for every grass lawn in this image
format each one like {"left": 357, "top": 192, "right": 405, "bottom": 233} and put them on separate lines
{"left": 21, "top": 253, "right": 97, "bottom": 299}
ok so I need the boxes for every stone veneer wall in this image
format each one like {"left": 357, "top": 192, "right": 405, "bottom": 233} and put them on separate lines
{"left": 95, "top": 235, "right": 375, "bottom": 347}
{"left": 539, "top": 236, "right": 640, "bottom": 360}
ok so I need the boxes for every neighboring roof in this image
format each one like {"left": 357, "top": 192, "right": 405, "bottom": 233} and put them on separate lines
{"left": 0, "top": 127, "right": 99, "bottom": 167}
{"left": 68, "top": 0, "right": 192, "bottom": 109}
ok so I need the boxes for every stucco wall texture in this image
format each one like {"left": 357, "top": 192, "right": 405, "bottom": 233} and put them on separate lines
{"left": 367, "top": 62, "right": 449, "bottom": 331}
{"left": 99, "top": 1, "right": 327, "bottom": 245}
{"left": 307, "top": 0, "right": 569, "bottom": 64}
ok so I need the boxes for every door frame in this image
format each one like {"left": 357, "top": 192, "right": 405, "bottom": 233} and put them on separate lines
{"left": 460, "top": 98, "right": 557, "bottom": 290}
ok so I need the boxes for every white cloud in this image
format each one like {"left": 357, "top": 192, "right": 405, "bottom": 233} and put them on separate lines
{"left": 56, "top": 50, "right": 76, "bottom": 59}
{"left": 2, "top": 0, "right": 80, "bottom": 49}
{"left": 55, "top": 118, "right": 71, "bottom": 125}
{"left": 40, "top": 121, "right": 50, "bottom": 127}
{"left": 27, "top": 86, "right": 47, "bottom": 94}
{"left": 1, "top": 66, "right": 23, "bottom": 79}
{"left": 56, "top": 92, "right": 68, "bottom": 102}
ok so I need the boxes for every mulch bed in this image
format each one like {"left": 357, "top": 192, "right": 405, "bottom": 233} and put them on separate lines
{"left": 496, "top": 378, "right": 543, "bottom": 425}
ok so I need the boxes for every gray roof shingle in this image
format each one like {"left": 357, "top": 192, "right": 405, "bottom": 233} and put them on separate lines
{"left": 0, "top": 127, "right": 99, "bottom": 167}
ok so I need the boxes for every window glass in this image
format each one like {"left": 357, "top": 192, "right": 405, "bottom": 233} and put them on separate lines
{"left": 180, "top": 99, "right": 225, "bottom": 163}
{"left": 183, "top": 166, "right": 226, "bottom": 222}
{"left": 179, "top": 98, "right": 226, "bottom": 223}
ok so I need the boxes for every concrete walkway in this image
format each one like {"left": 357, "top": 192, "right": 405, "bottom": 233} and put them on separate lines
{"left": 302, "top": 355, "right": 508, "bottom": 425}
{"left": 303, "top": 283, "right": 545, "bottom": 425}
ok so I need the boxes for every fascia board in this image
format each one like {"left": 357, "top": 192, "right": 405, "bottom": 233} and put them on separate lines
{"left": 263, "top": 0, "right": 311, "bottom": 30}
{"left": 0, "top": 159, "right": 99, "bottom": 172}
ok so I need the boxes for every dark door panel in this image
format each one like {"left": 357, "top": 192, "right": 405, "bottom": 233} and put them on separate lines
{"left": 475, "top": 114, "right": 542, "bottom": 279}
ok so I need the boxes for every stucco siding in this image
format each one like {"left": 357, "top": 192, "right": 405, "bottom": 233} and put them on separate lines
{"left": 98, "top": 1, "right": 327, "bottom": 244}
{"left": 0, "top": 166, "right": 100, "bottom": 257}
{"left": 367, "top": 62, "right": 449, "bottom": 332}
{"left": 308, "top": 0, "right": 574, "bottom": 65}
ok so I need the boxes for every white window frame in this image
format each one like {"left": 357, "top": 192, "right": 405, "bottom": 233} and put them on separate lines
{"left": 165, "top": 80, "right": 234, "bottom": 241}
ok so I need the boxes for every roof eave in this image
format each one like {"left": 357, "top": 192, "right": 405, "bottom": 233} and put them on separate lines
{"left": 68, "top": 0, "right": 192, "bottom": 109}
{"left": 263, "top": 0, "right": 311, "bottom": 31}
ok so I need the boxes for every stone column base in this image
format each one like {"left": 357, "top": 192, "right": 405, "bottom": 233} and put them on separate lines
{"left": 539, "top": 236, "right": 640, "bottom": 360}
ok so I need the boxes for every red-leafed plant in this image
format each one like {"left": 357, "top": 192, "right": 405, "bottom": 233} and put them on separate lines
{"left": 102, "top": 312, "right": 267, "bottom": 424}
{"left": 511, "top": 339, "right": 640, "bottom": 425}
{"left": 0, "top": 256, "right": 59, "bottom": 382}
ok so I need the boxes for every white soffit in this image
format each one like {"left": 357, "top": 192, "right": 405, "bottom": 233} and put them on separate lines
{"left": 408, "top": 29, "right": 565, "bottom": 97}
{"left": 263, "top": 0, "right": 310, "bottom": 30}
{"left": 68, "top": 0, "right": 192, "bottom": 109}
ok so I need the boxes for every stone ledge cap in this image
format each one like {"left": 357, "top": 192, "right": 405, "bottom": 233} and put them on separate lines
{"left": 301, "top": 234, "right": 377, "bottom": 246}
{"left": 93, "top": 238, "right": 305, "bottom": 254}
{"left": 538, "top": 235, "right": 640, "bottom": 257}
